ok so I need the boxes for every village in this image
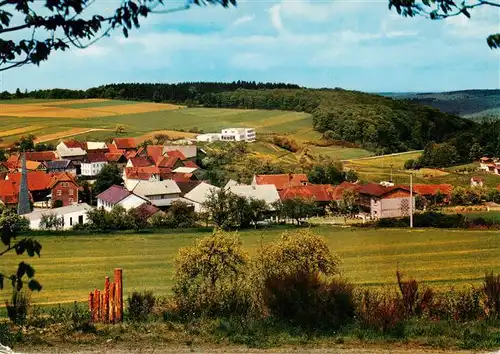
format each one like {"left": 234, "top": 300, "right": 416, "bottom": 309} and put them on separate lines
{"left": 0, "top": 133, "right": 497, "bottom": 231}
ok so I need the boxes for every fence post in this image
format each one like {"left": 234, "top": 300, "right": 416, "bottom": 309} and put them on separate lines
{"left": 109, "top": 282, "right": 116, "bottom": 323}
{"left": 104, "top": 276, "right": 110, "bottom": 324}
{"left": 114, "top": 268, "right": 123, "bottom": 322}
{"left": 88, "top": 291, "right": 94, "bottom": 323}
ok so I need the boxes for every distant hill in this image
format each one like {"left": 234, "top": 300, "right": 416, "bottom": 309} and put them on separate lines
{"left": 381, "top": 89, "right": 500, "bottom": 120}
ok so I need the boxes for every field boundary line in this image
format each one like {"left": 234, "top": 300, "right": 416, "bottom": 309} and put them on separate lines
{"left": 342, "top": 150, "right": 423, "bottom": 163}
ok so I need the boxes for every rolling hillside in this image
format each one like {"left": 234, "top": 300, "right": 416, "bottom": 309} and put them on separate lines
{"left": 385, "top": 89, "right": 500, "bottom": 120}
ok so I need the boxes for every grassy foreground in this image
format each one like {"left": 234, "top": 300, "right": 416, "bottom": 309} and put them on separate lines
{"left": 3, "top": 227, "right": 499, "bottom": 305}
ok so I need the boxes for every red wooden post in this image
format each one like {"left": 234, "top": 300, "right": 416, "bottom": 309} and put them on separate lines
{"left": 104, "top": 276, "right": 110, "bottom": 323}
{"left": 96, "top": 289, "right": 101, "bottom": 321}
{"left": 109, "top": 282, "right": 116, "bottom": 323}
{"left": 114, "top": 268, "right": 123, "bottom": 322}
{"left": 93, "top": 289, "right": 99, "bottom": 322}
{"left": 88, "top": 291, "right": 94, "bottom": 322}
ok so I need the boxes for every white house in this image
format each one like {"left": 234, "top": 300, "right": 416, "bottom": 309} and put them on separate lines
{"left": 25, "top": 203, "right": 92, "bottom": 230}
{"left": 184, "top": 182, "right": 220, "bottom": 212}
{"left": 96, "top": 185, "right": 148, "bottom": 211}
{"left": 56, "top": 141, "right": 87, "bottom": 159}
{"left": 220, "top": 128, "right": 256, "bottom": 142}
{"left": 196, "top": 133, "right": 220, "bottom": 143}
{"left": 228, "top": 184, "right": 280, "bottom": 209}
{"left": 130, "top": 180, "right": 182, "bottom": 207}
{"left": 81, "top": 152, "right": 108, "bottom": 177}
{"left": 86, "top": 141, "right": 108, "bottom": 151}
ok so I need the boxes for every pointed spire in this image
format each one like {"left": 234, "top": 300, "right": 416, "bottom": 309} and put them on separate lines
{"left": 17, "top": 151, "right": 31, "bottom": 215}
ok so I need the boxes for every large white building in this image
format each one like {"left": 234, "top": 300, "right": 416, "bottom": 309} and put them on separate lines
{"left": 196, "top": 128, "right": 256, "bottom": 143}
{"left": 81, "top": 152, "right": 108, "bottom": 177}
{"left": 25, "top": 203, "right": 92, "bottom": 230}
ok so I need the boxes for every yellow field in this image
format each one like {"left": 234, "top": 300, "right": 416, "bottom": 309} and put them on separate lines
{"left": 87, "top": 102, "right": 182, "bottom": 115}
{"left": 0, "top": 102, "right": 183, "bottom": 119}
{"left": 0, "top": 125, "right": 42, "bottom": 137}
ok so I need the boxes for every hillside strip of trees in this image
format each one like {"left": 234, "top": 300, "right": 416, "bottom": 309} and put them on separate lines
{"left": 4, "top": 82, "right": 496, "bottom": 164}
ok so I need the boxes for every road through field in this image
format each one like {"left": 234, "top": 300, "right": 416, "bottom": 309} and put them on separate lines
{"left": 35, "top": 128, "right": 111, "bottom": 143}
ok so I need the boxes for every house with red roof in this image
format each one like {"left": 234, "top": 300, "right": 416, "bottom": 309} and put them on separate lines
{"left": 252, "top": 174, "right": 309, "bottom": 191}
{"left": 133, "top": 203, "right": 164, "bottom": 221}
{"left": 112, "top": 138, "right": 137, "bottom": 151}
{"left": 357, "top": 182, "right": 415, "bottom": 219}
{"left": 6, "top": 171, "right": 79, "bottom": 207}
{"left": 0, "top": 179, "right": 33, "bottom": 208}
{"left": 279, "top": 184, "right": 336, "bottom": 205}
{"left": 6, "top": 171, "right": 52, "bottom": 202}
{"left": 470, "top": 177, "right": 484, "bottom": 188}
{"left": 126, "top": 157, "right": 154, "bottom": 168}
{"left": 25, "top": 151, "right": 57, "bottom": 162}
{"left": 48, "top": 172, "right": 79, "bottom": 207}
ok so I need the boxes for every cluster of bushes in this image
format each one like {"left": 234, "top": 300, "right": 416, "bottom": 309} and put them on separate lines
{"left": 270, "top": 136, "right": 301, "bottom": 153}
{"left": 374, "top": 212, "right": 468, "bottom": 229}
{"left": 81, "top": 201, "right": 197, "bottom": 232}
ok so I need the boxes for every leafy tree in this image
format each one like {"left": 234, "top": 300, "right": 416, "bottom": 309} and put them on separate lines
{"left": 282, "top": 197, "right": 319, "bottom": 225}
{"left": 165, "top": 201, "right": 197, "bottom": 228}
{"left": 388, "top": 0, "right": 500, "bottom": 48}
{"left": 115, "top": 124, "right": 125, "bottom": 135}
{"left": 0, "top": 0, "right": 235, "bottom": 71}
{"left": 137, "top": 139, "right": 153, "bottom": 150}
{"left": 308, "top": 162, "right": 344, "bottom": 185}
{"left": 451, "top": 186, "right": 467, "bottom": 205}
{"left": 34, "top": 143, "right": 55, "bottom": 152}
{"left": 108, "top": 205, "right": 133, "bottom": 230}
{"left": 153, "top": 133, "right": 169, "bottom": 145}
{"left": 0, "top": 209, "right": 42, "bottom": 294}
{"left": 247, "top": 198, "right": 270, "bottom": 228}
{"left": 15, "top": 134, "right": 36, "bottom": 151}
{"left": 85, "top": 207, "right": 109, "bottom": 231}
{"left": 127, "top": 208, "right": 149, "bottom": 231}
{"left": 0, "top": 148, "right": 6, "bottom": 162}
{"left": 344, "top": 169, "right": 359, "bottom": 183}
{"left": 39, "top": 213, "right": 64, "bottom": 231}
{"left": 93, "top": 164, "right": 123, "bottom": 195}
{"left": 202, "top": 188, "right": 234, "bottom": 229}
{"left": 172, "top": 231, "right": 251, "bottom": 317}
{"left": 469, "top": 142, "right": 484, "bottom": 161}
{"left": 404, "top": 159, "right": 416, "bottom": 170}
{"left": 339, "top": 189, "right": 360, "bottom": 216}
{"left": 418, "top": 142, "right": 460, "bottom": 167}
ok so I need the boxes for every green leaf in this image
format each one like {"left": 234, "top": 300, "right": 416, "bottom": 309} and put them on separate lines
{"left": 28, "top": 279, "right": 42, "bottom": 292}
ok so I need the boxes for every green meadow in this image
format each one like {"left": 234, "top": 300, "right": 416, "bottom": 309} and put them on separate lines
{"left": 3, "top": 227, "right": 499, "bottom": 306}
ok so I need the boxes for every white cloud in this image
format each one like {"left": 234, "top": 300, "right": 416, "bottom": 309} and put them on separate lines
{"left": 268, "top": 4, "right": 286, "bottom": 33}
{"left": 229, "top": 52, "right": 278, "bottom": 70}
{"left": 232, "top": 14, "right": 255, "bottom": 26}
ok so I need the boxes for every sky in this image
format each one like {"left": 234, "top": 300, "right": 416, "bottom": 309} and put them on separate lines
{"left": 1, "top": 0, "right": 499, "bottom": 93}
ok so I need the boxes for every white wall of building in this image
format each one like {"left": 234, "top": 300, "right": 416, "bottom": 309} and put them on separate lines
{"left": 219, "top": 128, "right": 256, "bottom": 142}
{"left": 81, "top": 161, "right": 107, "bottom": 176}
{"left": 27, "top": 204, "right": 91, "bottom": 230}
{"left": 97, "top": 194, "right": 146, "bottom": 212}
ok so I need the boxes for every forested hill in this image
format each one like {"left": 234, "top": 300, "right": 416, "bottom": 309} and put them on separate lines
{"left": 2, "top": 82, "right": 476, "bottom": 155}
{"left": 387, "top": 89, "right": 500, "bottom": 119}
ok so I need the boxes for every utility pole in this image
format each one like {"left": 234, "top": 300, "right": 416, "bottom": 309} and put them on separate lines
{"left": 409, "top": 173, "right": 413, "bottom": 228}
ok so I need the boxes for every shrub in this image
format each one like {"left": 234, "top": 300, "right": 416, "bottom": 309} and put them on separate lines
{"left": 396, "top": 271, "right": 434, "bottom": 317}
{"left": 430, "top": 287, "right": 484, "bottom": 322}
{"left": 39, "top": 213, "right": 64, "bottom": 231}
{"left": 483, "top": 272, "right": 500, "bottom": 318}
{"left": 53, "top": 200, "right": 63, "bottom": 208}
{"left": 127, "top": 291, "right": 156, "bottom": 322}
{"left": 263, "top": 271, "right": 355, "bottom": 330}
{"left": 257, "top": 229, "right": 340, "bottom": 281}
{"left": 357, "top": 289, "right": 404, "bottom": 333}
{"left": 172, "top": 231, "right": 251, "bottom": 318}
{"left": 6, "top": 290, "right": 31, "bottom": 325}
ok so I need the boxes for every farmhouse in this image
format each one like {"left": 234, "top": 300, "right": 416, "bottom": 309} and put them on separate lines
{"left": 130, "top": 180, "right": 182, "bottom": 208}
{"left": 56, "top": 141, "right": 87, "bottom": 159}
{"left": 25, "top": 203, "right": 92, "bottom": 230}
{"left": 0, "top": 179, "right": 32, "bottom": 208}
{"left": 228, "top": 184, "right": 280, "bottom": 208}
{"left": 133, "top": 203, "right": 164, "bottom": 221}
{"left": 471, "top": 177, "right": 484, "bottom": 188}
{"left": 279, "top": 184, "right": 336, "bottom": 205}
{"left": 252, "top": 174, "right": 309, "bottom": 191}
{"left": 81, "top": 152, "right": 108, "bottom": 177}
{"left": 97, "top": 185, "right": 148, "bottom": 211}
{"left": 358, "top": 183, "right": 415, "bottom": 219}
{"left": 196, "top": 133, "right": 220, "bottom": 143}
{"left": 184, "top": 182, "right": 220, "bottom": 212}
{"left": 6, "top": 171, "right": 52, "bottom": 203}
{"left": 48, "top": 172, "right": 79, "bottom": 207}
{"left": 85, "top": 141, "right": 108, "bottom": 152}
{"left": 24, "top": 151, "right": 58, "bottom": 162}
{"left": 112, "top": 138, "right": 137, "bottom": 151}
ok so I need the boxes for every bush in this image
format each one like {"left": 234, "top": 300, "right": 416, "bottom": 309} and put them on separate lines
{"left": 6, "top": 290, "right": 31, "bottom": 325}
{"left": 172, "top": 231, "right": 251, "bottom": 318}
{"left": 483, "top": 272, "right": 500, "bottom": 318}
{"left": 375, "top": 212, "right": 467, "bottom": 229}
{"left": 396, "top": 271, "right": 434, "bottom": 317}
{"left": 357, "top": 289, "right": 404, "bottom": 333}
{"left": 53, "top": 200, "right": 63, "bottom": 208}
{"left": 127, "top": 291, "right": 155, "bottom": 322}
{"left": 263, "top": 271, "right": 355, "bottom": 330}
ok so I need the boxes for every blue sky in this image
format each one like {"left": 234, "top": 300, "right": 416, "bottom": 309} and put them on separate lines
{"left": 1, "top": 0, "right": 499, "bottom": 92}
